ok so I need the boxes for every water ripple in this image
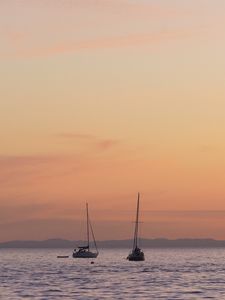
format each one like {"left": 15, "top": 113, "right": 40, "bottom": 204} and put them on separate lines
{"left": 1, "top": 248, "right": 225, "bottom": 299}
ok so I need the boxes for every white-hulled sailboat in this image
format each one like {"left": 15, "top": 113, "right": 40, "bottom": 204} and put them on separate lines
{"left": 73, "top": 203, "right": 99, "bottom": 258}
{"left": 127, "top": 193, "right": 145, "bottom": 261}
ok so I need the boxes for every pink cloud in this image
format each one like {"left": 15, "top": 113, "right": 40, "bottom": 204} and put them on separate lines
{"left": 25, "top": 29, "right": 195, "bottom": 57}
{"left": 97, "top": 139, "right": 119, "bottom": 150}
{"left": 0, "top": 154, "right": 83, "bottom": 188}
{"left": 0, "top": 0, "right": 198, "bottom": 58}
{"left": 0, "top": 133, "right": 119, "bottom": 189}
{"left": 57, "top": 133, "right": 119, "bottom": 151}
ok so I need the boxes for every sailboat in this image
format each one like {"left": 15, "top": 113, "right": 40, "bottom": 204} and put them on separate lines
{"left": 127, "top": 193, "right": 145, "bottom": 261}
{"left": 72, "top": 203, "right": 99, "bottom": 258}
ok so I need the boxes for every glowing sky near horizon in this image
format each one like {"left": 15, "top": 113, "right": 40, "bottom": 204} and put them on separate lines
{"left": 0, "top": 0, "right": 225, "bottom": 241}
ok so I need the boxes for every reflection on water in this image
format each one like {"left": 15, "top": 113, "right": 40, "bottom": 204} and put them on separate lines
{"left": 1, "top": 248, "right": 225, "bottom": 299}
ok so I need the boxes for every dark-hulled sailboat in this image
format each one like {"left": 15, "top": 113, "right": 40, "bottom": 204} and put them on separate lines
{"left": 73, "top": 203, "right": 99, "bottom": 258}
{"left": 127, "top": 193, "right": 145, "bottom": 261}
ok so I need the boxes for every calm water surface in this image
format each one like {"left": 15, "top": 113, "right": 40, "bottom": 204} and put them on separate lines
{"left": 1, "top": 248, "right": 225, "bottom": 299}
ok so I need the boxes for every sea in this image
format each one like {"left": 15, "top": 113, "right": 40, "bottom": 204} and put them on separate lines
{"left": 1, "top": 248, "right": 225, "bottom": 299}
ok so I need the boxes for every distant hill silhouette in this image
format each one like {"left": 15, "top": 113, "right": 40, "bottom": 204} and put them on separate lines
{"left": 1, "top": 238, "right": 225, "bottom": 248}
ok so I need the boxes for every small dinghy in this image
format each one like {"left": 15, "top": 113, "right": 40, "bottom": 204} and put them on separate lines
{"left": 57, "top": 255, "right": 69, "bottom": 258}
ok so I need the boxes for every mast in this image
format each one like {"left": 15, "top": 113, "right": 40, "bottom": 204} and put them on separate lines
{"left": 133, "top": 193, "right": 140, "bottom": 250}
{"left": 86, "top": 202, "right": 90, "bottom": 249}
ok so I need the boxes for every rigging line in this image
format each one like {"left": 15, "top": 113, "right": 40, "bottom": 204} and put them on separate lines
{"left": 133, "top": 193, "right": 140, "bottom": 250}
{"left": 139, "top": 221, "right": 143, "bottom": 248}
{"left": 86, "top": 203, "right": 90, "bottom": 249}
{"left": 89, "top": 216, "right": 99, "bottom": 254}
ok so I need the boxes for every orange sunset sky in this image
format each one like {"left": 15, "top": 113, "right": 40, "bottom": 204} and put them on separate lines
{"left": 0, "top": 0, "right": 225, "bottom": 242}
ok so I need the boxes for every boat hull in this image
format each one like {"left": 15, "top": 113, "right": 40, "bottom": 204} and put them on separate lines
{"left": 127, "top": 254, "right": 145, "bottom": 261}
{"left": 127, "top": 249, "right": 145, "bottom": 261}
{"left": 72, "top": 251, "right": 98, "bottom": 258}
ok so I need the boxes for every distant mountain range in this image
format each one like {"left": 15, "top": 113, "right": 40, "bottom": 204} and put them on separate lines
{"left": 1, "top": 238, "right": 225, "bottom": 248}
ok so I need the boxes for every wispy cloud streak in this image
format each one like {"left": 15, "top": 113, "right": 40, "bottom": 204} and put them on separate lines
{"left": 0, "top": 0, "right": 202, "bottom": 58}
{"left": 57, "top": 133, "right": 119, "bottom": 151}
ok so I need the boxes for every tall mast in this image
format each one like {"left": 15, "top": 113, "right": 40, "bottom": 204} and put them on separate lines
{"left": 133, "top": 193, "right": 140, "bottom": 250}
{"left": 86, "top": 202, "right": 90, "bottom": 249}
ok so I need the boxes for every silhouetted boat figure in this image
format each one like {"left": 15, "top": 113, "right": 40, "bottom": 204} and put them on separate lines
{"left": 73, "top": 203, "right": 99, "bottom": 258}
{"left": 127, "top": 193, "right": 145, "bottom": 261}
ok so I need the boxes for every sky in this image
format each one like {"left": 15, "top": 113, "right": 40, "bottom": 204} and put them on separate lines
{"left": 0, "top": 0, "right": 225, "bottom": 242}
